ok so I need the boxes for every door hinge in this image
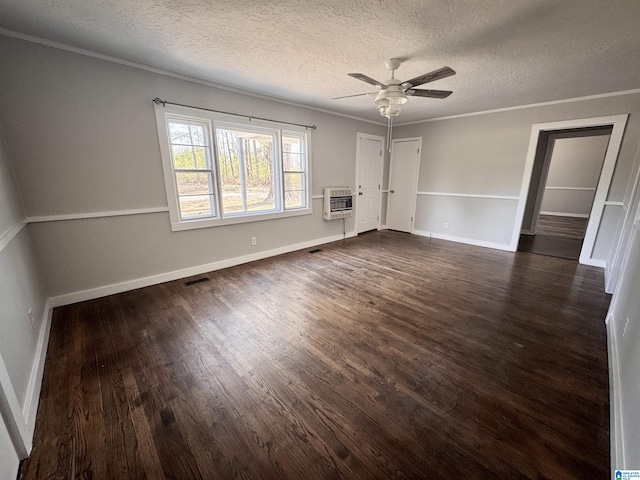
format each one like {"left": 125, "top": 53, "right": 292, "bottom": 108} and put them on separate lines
{"left": 378, "top": 184, "right": 381, "bottom": 189}
{"left": 377, "top": 216, "right": 380, "bottom": 221}
{"left": 417, "top": 148, "right": 420, "bottom": 154}
{"left": 379, "top": 150, "right": 382, "bottom": 156}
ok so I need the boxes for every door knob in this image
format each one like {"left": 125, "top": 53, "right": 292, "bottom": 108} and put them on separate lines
{"left": 390, "top": 189, "right": 395, "bottom": 193}
{"left": 358, "top": 192, "right": 363, "bottom": 195}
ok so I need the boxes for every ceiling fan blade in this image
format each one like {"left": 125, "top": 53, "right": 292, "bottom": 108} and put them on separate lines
{"left": 406, "top": 89, "right": 453, "bottom": 99}
{"left": 348, "top": 73, "right": 387, "bottom": 88}
{"left": 331, "top": 92, "right": 377, "bottom": 100}
{"left": 402, "top": 66, "right": 456, "bottom": 88}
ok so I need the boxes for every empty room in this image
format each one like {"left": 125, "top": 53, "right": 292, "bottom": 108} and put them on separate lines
{"left": 1, "top": 1, "right": 640, "bottom": 478}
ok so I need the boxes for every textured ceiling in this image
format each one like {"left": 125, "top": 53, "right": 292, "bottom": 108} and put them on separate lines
{"left": 1, "top": 0, "right": 640, "bottom": 123}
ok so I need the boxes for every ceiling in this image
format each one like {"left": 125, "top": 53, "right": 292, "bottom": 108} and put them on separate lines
{"left": 1, "top": 0, "right": 640, "bottom": 124}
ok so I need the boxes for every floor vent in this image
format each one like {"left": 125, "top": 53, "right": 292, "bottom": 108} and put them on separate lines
{"left": 308, "top": 249, "right": 323, "bottom": 254}
{"left": 184, "top": 277, "right": 210, "bottom": 286}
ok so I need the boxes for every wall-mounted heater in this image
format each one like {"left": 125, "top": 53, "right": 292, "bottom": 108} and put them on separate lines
{"left": 323, "top": 187, "right": 353, "bottom": 220}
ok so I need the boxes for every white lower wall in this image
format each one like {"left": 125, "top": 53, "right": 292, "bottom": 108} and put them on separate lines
{"left": 0, "top": 416, "right": 19, "bottom": 480}
{"left": 413, "top": 194, "right": 517, "bottom": 248}
{"left": 0, "top": 225, "right": 50, "bottom": 462}
{"left": 28, "top": 200, "right": 357, "bottom": 299}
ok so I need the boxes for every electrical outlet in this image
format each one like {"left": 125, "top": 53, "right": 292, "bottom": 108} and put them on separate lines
{"left": 444, "top": 222, "right": 449, "bottom": 230}
{"left": 27, "top": 308, "right": 35, "bottom": 330}
{"left": 251, "top": 236, "right": 257, "bottom": 246}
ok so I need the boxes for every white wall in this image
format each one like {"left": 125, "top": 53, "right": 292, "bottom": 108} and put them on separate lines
{"left": 0, "top": 127, "right": 49, "bottom": 471}
{"left": 0, "top": 36, "right": 385, "bottom": 301}
{"left": 394, "top": 93, "right": 640, "bottom": 265}
{"left": 0, "top": 417, "right": 19, "bottom": 480}
{"left": 540, "top": 135, "right": 610, "bottom": 216}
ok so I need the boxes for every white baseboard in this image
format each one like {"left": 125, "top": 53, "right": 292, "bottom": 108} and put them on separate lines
{"left": 581, "top": 257, "right": 607, "bottom": 269}
{"left": 50, "top": 233, "right": 348, "bottom": 307}
{"left": 539, "top": 211, "right": 590, "bottom": 218}
{"left": 21, "top": 298, "right": 53, "bottom": 440}
{"left": 606, "top": 313, "right": 624, "bottom": 469}
{"left": 378, "top": 225, "right": 388, "bottom": 231}
{"left": 412, "top": 229, "right": 512, "bottom": 252}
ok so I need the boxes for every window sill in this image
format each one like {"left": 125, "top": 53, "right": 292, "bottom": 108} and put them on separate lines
{"left": 170, "top": 206, "right": 313, "bottom": 232}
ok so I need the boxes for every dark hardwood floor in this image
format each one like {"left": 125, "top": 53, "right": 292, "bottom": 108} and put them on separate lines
{"left": 519, "top": 215, "right": 590, "bottom": 260}
{"left": 22, "top": 231, "right": 611, "bottom": 479}
{"left": 536, "top": 215, "right": 589, "bottom": 240}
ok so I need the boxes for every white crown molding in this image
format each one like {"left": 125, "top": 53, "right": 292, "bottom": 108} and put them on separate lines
{"left": 0, "top": 28, "right": 385, "bottom": 127}
{"left": 0, "top": 220, "right": 27, "bottom": 253}
{"left": 396, "top": 88, "right": 640, "bottom": 126}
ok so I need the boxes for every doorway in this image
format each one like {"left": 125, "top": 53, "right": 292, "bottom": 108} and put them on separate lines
{"left": 519, "top": 128, "right": 612, "bottom": 260}
{"left": 511, "top": 115, "right": 628, "bottom": 266}
{"left": 355, "top": 133, "right": 384, "bottom": 234}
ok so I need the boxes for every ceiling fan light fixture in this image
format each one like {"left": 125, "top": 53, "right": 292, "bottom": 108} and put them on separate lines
{"left": 374, "top": 89, "right": 407, "bottom": 117}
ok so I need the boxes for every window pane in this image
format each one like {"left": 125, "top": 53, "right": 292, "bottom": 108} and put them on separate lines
{"left": 283, "top": 152, "right": 303, "bottom": 171}
{"left": 283, "top": 135, "right": 302, "bottom": 154}
{"left": 169, "top": 122, "right": 207, "bottom": 146}
{"left": 172, "top": 146, "right": 208, "bottom": 170}
{"left": 221, "top": 185, "right": 244, "bottom": 214}
{"left": 284, "top": 172, "right": 304, "bottom": 190}
{"left": 176, "top": 172, "right": 212, "bottom": 196}
{"left": 179, "top": 195, "right": 214, "bottom": 218}
{"left": 216, "top": 126, "right": 277, "bottom": 215}
{"left": 285, "top": 191, "right": 304, "bottom": 209}
{"left": 247, "top": 184, "right": 276, "bottom": 212}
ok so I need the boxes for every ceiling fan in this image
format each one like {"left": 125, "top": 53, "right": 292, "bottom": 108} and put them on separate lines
{"left": 333, "top": 58, "right": 455, "bottom": 149}
{"left": 333, "top": 58, "right": 456, "bottom": 118}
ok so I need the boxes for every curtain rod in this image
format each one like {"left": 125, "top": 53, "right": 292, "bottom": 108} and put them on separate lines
{"left": 152, "top": 97, "right": 317, "bottom": 130}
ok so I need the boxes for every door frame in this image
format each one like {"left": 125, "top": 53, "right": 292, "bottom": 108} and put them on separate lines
{"left": 354, "top": 132, "right": 385, "bottom": 233}
{"left": 511, "top": 114, "right": 628, "bottom": 265}
{"left": 387, "top": 137, "right": 422, "bottom": 233}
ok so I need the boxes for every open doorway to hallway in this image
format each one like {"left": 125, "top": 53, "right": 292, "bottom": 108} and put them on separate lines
{"left": 519, "top": 127, "right": 612, "bottom": 260}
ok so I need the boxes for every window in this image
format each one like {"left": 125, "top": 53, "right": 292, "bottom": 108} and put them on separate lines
{"left": 155, "top": 105, "right": 311, "bottom": 231}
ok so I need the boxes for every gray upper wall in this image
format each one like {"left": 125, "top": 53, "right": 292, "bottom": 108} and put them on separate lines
{"left": 0, "top": 36, "right": 385, "bottom": 216}
{"left": 0, "top": 36, "right": 386, "bottom": 297}
{"left": 394, "top": 91, "right": 640, "bottom": 254}
{"left": 0, "top": 129, "right": 24, "bottom": 234}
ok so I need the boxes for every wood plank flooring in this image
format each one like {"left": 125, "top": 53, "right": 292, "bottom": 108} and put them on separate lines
{"left": 536, "top": 215, "right": 589, "bottom": 240}
{"left": 21, "top": 231, "right": 611, "bottom": 479}
{"left": 519, "top": 215, "right": 590, "bottom": 260}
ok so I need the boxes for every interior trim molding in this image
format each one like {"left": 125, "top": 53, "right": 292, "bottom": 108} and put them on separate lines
{"left": 416, "top": 191, "right": 519, "bottom": 200}
{"left": 21, "top": 299, "right": 54, "bottom": 438}
{"left": 0, "top": 220, "right": 27, "bottom": 253}
{"left": 539, "top": 211, "right": 590, "bottom": 218}
{"left": 396, "top": 88, "right": 640, "bottom": 125}
{"left": 606, "top": 313, "right": 624, "bottom": 469}
{"left": 412, "top": 228, "right": 512, "bottom": 252}
{"left": 511, "top": 114, "right": 629, "bottom": 265}
{"left": 49, "top": 232, "right": 351, "bottom": 308}
{"left": 26, "top": 207, "right": 170, "bottom": 223}
{"left": 604, "top": 200, "right": 628, "bottom": 211}
{"left": 544, "top": 186, "right": 596, "bottom": 191}
{"left": 0, "top": 350, "right": 30, "bottom": 458}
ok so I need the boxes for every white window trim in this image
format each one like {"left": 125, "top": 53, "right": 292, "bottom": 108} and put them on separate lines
{"left": 154, "top": 103, "right": 312, "bottom": 231}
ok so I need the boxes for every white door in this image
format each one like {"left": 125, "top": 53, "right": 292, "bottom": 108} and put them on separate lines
{"left": 356, "top": 134, "right": 384, "bottom": 233}
{"left": 387, "top": 138, "right": 422, "bottom": 233}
